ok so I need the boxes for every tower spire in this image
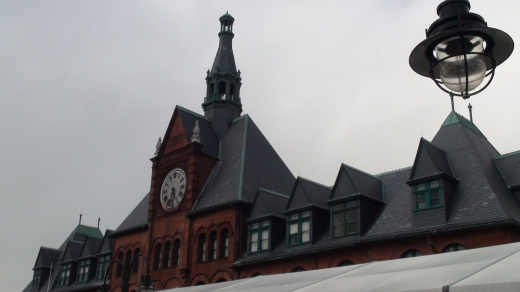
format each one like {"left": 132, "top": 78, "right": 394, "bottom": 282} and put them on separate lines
{"left": 202, "top": 13, "right": 243, "bottom": 138}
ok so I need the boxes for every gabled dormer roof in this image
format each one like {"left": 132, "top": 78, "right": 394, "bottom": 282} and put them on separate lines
{"left": 98, "top": 230, "right": 114, "bottom": 255}
{"left": 494, "top": 150, "right": 520, "bottom": 190}
{"left": 61, "top": 241, "right": 83, "bottom": 263}
{"left": 78, "top": 236, "right": 103, "bottom": 260}
{"left": 329, "top": 164, "right": 383, "bottom": 204}
{"left": 248, "top": 188, "right": 289, "bottom": 222}
{"left": 285, "top": 177, "right": 331, "bottom": 212}
{"left": 408, "top": 138, "right": 456, "bottom": 183}
{"left": 191, "top": 115, "right": 295, "bottom": 213}
{"left": 34, "top": 247, "right": 61, "bottom": 269}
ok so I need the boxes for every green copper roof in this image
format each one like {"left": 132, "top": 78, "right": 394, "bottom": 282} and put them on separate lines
{"left": 494, "top": 150, "right": 520, "bottom": 160}
{"left": 73, "top": 225, "right": 103, "bottom": 239}
{"left": 442, "top": 111, "right": 484, "bottom": 137}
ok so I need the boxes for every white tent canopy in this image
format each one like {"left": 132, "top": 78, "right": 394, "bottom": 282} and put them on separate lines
{"left": 161, "top": 242, "right": 520, "bottom": 292}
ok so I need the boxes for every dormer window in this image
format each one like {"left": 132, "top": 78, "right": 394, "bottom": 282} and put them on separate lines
{"left": 414, "top": 180, "right": 442, "bottom": 210}
{"left": 288, "top": 210, "right": 311, "bottom": 246}
{"left": 96, "top": 255, "right": 110, "bottom": 280}
{"left": 58, "top": 263, "right": 71, "bottom": 286}
{"left": 332, "top": 200, "right": 359, "bottom": 238}
{"left": 32, "top": 269, "right": 41, "bottom": 285}
{"left": 249, "top": 220, "right": 270, "bottom": 253}
{"left": 76, "top": 259, "right": 90, "bottom": 283}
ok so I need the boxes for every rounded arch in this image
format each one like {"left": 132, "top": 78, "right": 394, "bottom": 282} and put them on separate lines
{"left": 131, "top": 242, "right": 144, "bottom": 250}
{"left": 116, "top": 251, "right": 124, "bottom": 276}
{"left": 390, "top": 240, "right": 432, "bottom": 259}
{"left": 198, "top": 233, "right": 207, "bottom": 262}
{"left": 337, "top": 260, "right": 355, "bottom": 267}
{"left": 217, "top": 221, "right": 234, "bottom": 236}
{"left": 193, "top": 227, "right": 209, "bottom": 243}
{"left": 327, "top": 250, "right": 363, "bottom": 268}
{"left": 132, "top": 248, "right": 141, "bottom": 273}
{"left": 190, "top": 273, "right": 210, "bottom": 286}
{"left": 218, "top": 81, "right": 226, "bottom": 99}
{"left": 442, "top": 243, "right": 467, "bottom": 253}
{"left": 230, "top": 83, "right": 236, "bottom": 100}
{"left": 401, "top": 249, "right": 424, "bottom": 258}
{"left": 291, "top": 266, "right": 306, "bottom": 273}
{"left": 164, "top": 276, "right": 183, "bottom": 289}
{"left": 209, "top": 82, "right": 215, "bottom": 94}
{"left": 152, "top": 280, "right": 164, "bottom": 291}
{"left": 211, "top": 270, "right": 233, "bottom": 283}
{"left": 209, "top": 231, "right": 218, "bottom": 260}
{"left": 282, "top": 258, "right": 316, "bottom": 273}
{"left": 251, "top": 273, "right": 262, "bottom": 277}
{"left": 163, "top": 241, "right": 172, "bottom": 268}
{"left": 154, "top": 243, "right": 162, "bottom": 270}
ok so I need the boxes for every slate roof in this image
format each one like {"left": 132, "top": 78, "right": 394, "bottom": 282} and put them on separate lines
{"left": 112, "top": 193, "right": 149, "bottom": 235}
{"left": 23, "top": 225, "right": 110, "bottom": 292}
{"left": 191, "top": 115, "right": 295, "bottom": 213}
{"left": 329, "top": 164, "right": 383, "bottom": 203}
{"left": 409, "top": 138, "right": 456, "bottom": 182}
{"left": 285, "top": 177, "right": 331, "bottom": 212}
{"left": 494, "top": 150, "right": 520, "bottom": 189}
{"left": 235, "top": 111, "right": 520, "bottom": 267}
{"left": 177, "top": 106, "right": 220, "bottom": 158}
{"left": 248, "top": 188, "right": 290, "bottom": 221}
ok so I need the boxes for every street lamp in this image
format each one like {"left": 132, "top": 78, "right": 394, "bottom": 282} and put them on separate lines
{"left": 99, "top": 254, "right": 155, "bottom": 292}
{"left": 409, "top": 0, "right": 514, "bottom": 99}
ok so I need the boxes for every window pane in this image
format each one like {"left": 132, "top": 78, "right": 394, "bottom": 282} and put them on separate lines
{"left": 290, "top": 223, "right": 298, "bottom": 234}
{"left": 301, "top": 211, "right": 311, "bottom": 218}
{"left": 262, "top": 220, "right": 270, "bottom": 227}
{"left": 251, "top": 232, "right": 258, "bottom": 242}
{"left": 334, "top": 212, "right": 345, "bottom": 225}
{"left": 261, "top": 230, "right": 269, "bottom": 250}
{"left": 252, "top": 223, "right": 259, "bottom": 229}
{"left": 334, "top": 225, "right": 345, "bottom": 237}
{"left": 418, "top": 201, "right": 427, "bottom": 209}
{"left": 430, "top": 190, "right": 440, "bottom": 199}
{"left": 347, "top": 210, "right": 357, "bottom": 222}
{"left": 348, "top": 222, "right": 358, "bottom": 234}
{"left": 431, "top": 198, "right": 440, "bottom": 206}
{"left": 290, "top": 213, "right": 298, "bottom": 220}
{"left": 416, "top": 183, "right": 425, "bottom": 191}
{"left": 302, "top": 230, "right": 310, "bottom": 242}
{"left": 261, "top": 230, "right": 269, "bottom": 240}
{"left": 417, "top": 193, "right": 425, "bottom": 201}
{"left": 251, "top": 242, "right": 258, "bottom": 252}
{"left": 333, "top": 204, "right": 345, "bottom": 211}
{"left": 430, "top": 180, "right": 439, "bottom": 188}
{"left": 302, "top": 221, "right": 310, "bottom": 232}
{"left": 290, "top": 234, "right": 298, "bottom": 245}
{"left": 346, "top": 200, "right": 358, "bottom": 208}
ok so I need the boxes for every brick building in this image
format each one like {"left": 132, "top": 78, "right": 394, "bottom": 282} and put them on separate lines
{"left": 24, "top": 12, "right": 520, "bottom": 292}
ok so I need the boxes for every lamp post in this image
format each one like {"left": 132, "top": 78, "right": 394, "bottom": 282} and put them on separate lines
{"left": 99, "top": 254, "right": 155, "bottom": 292}
{"left": 409, "top": 0, "right": 514, "bottom": 99}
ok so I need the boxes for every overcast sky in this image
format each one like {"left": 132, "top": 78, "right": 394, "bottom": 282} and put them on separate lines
{"left": 2, "top": 1, "right": 520, "bottom": 290}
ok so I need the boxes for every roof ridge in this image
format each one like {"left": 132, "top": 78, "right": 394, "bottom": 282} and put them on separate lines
{"left": 494, "top": 150, "right": 520, "bottom": 160}
{"left": 258, "top": 187, "right": 290, "bottom": 199}
{"left": 342, "top": 163, "right": 382, "bottom": 182}
{"left": 177, "top": 105, "right": 210, "bottom": 121}
{"left": 238, "top": 116, "right": 249, "bottom": 200}
{"left": 375, "top": 166, "right": 412, "bottom": 177}
{"left": 298, "top": 176, "right": 333, "bottom": 190}
{"left": 442, "top": 111, "right": 484, "bottom": 137}
{"left": 232, "top": 114, "right": 249, "bottom": 123}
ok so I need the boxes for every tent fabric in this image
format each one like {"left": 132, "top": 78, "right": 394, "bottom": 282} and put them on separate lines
{"left": 161, "top": 242, "right": 520, "bottom": 292}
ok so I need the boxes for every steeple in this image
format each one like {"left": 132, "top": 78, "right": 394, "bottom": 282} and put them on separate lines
{"left": 203, "top": 13, "right": 243, "bottom": 139}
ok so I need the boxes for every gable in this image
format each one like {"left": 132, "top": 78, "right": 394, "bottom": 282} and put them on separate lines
{"left": 330, "top": 164, "right": 383, "bottom": 203}
{"left": 249, "top": 188, "right": 289, "bottom": 221}
{"left": 177, "top": 106, "right": 220, "bottom": 158}
{"left": 494, "top": 151, "right": 520, "bottom": 189}
{"left": 410, "top": 138, "right": 455, "bottom": 182}
{"left": 61, "top": 241, "right": 83, "bottom": 263}
{"left": 286, "top": 180, "right": 311, "bottom": 211}
{"left": 78, "top": 237, "right": 102, "bottom": 259}
{"left": 162, "top": 111, "right": 189, "bottom": 155}
{"left": 330, "top": 167, "right": 358, "bottom": 201}
{"left": 34, "top": 247, "right": 61, "bottom": 268}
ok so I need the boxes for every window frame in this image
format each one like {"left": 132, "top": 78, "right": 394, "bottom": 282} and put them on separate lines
{"left": 287, "top": 210, "right": 311, "bottom": 246}
{"left": 96, "top": 254, "right": 111, "bottom": 280}
{"left": 58, "top": 263, "right": 72, "bottom": 287}
{"left": 248, "top": 220, "right": 270, "bottom": 253}
{"left": 198, "top": 234, "right": 207, "bottom": 262}
{"left": 220, "top": 229, "right": 229, "bottom": 258}
{"left": 414, "top": 180, "right": 443, "bottom": 211}
{"left": 76, "top": 259, "right": 90, "bottom": 283}
{"left": 332, "top": 200, "right": 359, "bottom": 238}
{"left": 32, "top": 269, "right": 42, "bottom": 286}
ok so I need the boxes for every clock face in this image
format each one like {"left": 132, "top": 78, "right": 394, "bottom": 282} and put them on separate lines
{"left": 160, "top": 169, "right": 187, "bottom": 211}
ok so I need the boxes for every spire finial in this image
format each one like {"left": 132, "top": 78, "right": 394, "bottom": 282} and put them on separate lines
{"left": 98, "top": 217, "right": 100, "bottom": 228}
{"left": 154, "top": 137, "right": 162, "bottom": 157}
{"left": 450, "top": 93, "right": 455, "bottom": 112}
{"left": 79, "top": 213, "right": 82, "bottom": 225}
{"left": 191, "top": 120, "right": 201, "bottom": 143}
{"left": 468, "top": 103, "right": 473, "bottom": 122}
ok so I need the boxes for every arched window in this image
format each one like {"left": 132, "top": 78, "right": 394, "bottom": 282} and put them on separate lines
{"left": 230, "top": 83, "right": 236, "bottom": 100}
{"left": 125, "top": 251, "right": 132, "bottom": 273}
{"left": 163, "top": 241, "right": 172, "bottom": 268}
{"left": 218, "top": 81, "right": 226, "bottom": 99}
{"left": 220, "top": 229, "right": 229, "bottom": 258}
{"left": 195, "top": 281, "right": 206, "bottom": 286}
{"left": 132, "top": 248, "right": 140, "bottom": 273}
{"left": 337, "top": 260, "right": 354, "bottom": 267}
{"left": 154, "top": 243, "right": 162, "bottom": 270}
{"left": 173, "top": 239, "right": 181, "bottom": 266}
{"left": 443, "top": 244, "right": 467, "bottom": 253}
{"left": 291, "top": 267, "right": 306, "bottom": 273}
{"left": 251, "top": 273, "right": 262, "bottom": 277}
{"left": 209, "top": 83, "right": 215, "bottom": 94}
{"left": 401, "top": 249, "right": 424, "bottom": 258}
{"left": 198, "top": 234, "right": 207, "bottom": 262}
{"left": 216, "top": 278, "right": 227, "bottom": 283}
{"left": 209, "top": 232, "right": 217, "bottom": 260}
{"left": 116, "top": 252, "right": 124, "bottom": 277}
